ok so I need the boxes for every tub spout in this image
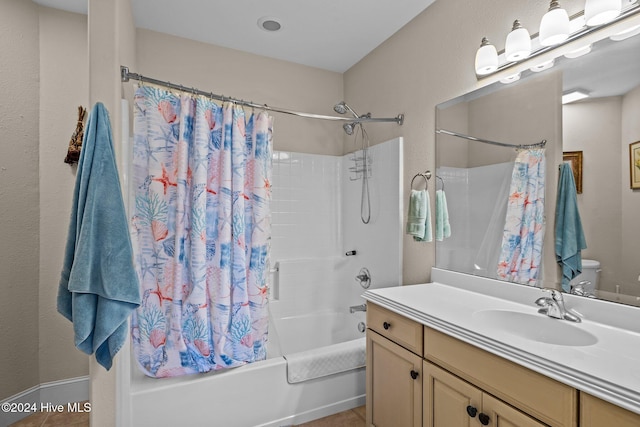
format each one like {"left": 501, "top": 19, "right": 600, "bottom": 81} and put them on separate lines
{"left": 349, "top": 304, "right": 367, "bottom": 313}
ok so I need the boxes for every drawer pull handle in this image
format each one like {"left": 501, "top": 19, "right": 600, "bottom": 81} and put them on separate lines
{"left": 410, "top": 370, "right": 419, "bottom": 380}
{"left": 478, "top": 413, "right": 490, "bottom": 425}
{"left": 466, "top": 406, "right": 478, "bottom": 418}
{"left": 383, "top": 321, "right": 391, "bottom": 330}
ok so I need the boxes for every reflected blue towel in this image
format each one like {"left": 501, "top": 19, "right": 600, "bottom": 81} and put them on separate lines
{"left": 406, "top": 189, "right": 432, "bottom": 242}
{"left": 57, "top": 102, "right": 141, "bottom": 370}
{"left": 555, "top": 163, "right": 587, "bottom": 292}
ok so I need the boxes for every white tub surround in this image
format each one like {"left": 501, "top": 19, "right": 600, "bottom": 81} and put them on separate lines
{"left": 123, "top": 139, "right": 403, "bottom": 427}
{"left": 363, "top": 268, "right": 640, "bottom": 415}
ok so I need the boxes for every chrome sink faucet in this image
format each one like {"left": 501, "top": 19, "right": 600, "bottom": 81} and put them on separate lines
{"left": 571, "top": 280, "right": 595, "bottom": 298}
{"left": 535, "top": 289, "right": 581, "bottom": 323}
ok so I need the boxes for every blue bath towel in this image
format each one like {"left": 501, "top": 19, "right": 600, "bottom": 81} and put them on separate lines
{"left": 57, "top": 102, "right": 140, "bottom": 370}
{"left": 406, "top": 189, "right": 432, "bottom": 242}
{"left": 555, "top": 163, "right": 587, "bottom": 292}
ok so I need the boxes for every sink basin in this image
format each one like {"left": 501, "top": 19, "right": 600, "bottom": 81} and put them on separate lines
{"left": 472, "top": 309, "right": 598, "bottom": 347}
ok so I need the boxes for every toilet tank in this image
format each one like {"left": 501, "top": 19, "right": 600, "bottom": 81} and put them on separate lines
{"left": 569, "top": 259, "right": 600, "bottom": 294}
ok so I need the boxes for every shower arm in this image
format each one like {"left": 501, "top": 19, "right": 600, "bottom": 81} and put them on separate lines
{"left": 121, "top": 66, "right": 404, "bottom": 125}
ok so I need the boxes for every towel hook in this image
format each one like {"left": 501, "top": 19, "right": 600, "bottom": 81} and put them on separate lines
{"left": 436, "top": 175, "right": 445, "bottom": 191}
{"left": 410, "top": 171, "right": 431, "bottom": 190}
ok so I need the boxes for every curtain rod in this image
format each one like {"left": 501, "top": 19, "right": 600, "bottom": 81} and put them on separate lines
{"left": 436, "top": 129, "right": 546, "bottom": 149}
{"left": 120, "top": 66, "right": 404, "bottom": 125}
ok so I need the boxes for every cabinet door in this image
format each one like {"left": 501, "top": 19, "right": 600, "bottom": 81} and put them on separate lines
{"left": 483, "top": 394, "right": 547, "bottom": 427}
{"left": 366, "top": 330, "right": 422, "bottom": 427}
{"left": 423, "top": 361, "right": 482, "bottom": 427}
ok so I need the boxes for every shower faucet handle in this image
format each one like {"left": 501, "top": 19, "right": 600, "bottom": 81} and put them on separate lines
{"left": 349, "top": 304, "right": 367, "bottom": 314}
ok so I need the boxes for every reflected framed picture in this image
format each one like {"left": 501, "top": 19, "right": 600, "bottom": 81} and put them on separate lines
{"left": 563, "top": 151, "right": 583, "bottom": 194}
{"left": 631, "top": 141, "right": 640, "bottom": 190}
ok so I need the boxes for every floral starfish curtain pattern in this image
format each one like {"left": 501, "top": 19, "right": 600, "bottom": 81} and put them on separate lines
{"left": 131, "top": 86, "right": 273, "bottom": 378}
{"left": 497, "top": 148, "right": 546, "bottom": 286}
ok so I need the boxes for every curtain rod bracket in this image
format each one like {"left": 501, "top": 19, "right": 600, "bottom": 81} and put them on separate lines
{"left": 121, "top": 66, "right": 130, "bottom": 83}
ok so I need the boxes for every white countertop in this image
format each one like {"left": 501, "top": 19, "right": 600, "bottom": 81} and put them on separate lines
{"left": 363, "top": 269, "right": 640, "bottom": 415}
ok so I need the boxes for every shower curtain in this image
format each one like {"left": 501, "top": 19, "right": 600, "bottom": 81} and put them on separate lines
{"left": 131, "top": 86, "right": 273, "bottom": 378}
{"left": 497, "top": 148, "right": 546, "bottom": 286}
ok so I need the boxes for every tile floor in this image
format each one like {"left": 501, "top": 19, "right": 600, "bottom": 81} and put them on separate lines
{"left": 8, "top": 402, "right": 90, "bottom": 427}
{"left": 296, "top": 406, "right": 365, "bottom": 427}
{"left": 9, "top": 404, "right": 365, "bottom": 427}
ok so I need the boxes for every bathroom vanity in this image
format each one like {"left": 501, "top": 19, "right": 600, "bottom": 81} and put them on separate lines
{"left": 364, "top": 269, "right": 640, "bottom": 427}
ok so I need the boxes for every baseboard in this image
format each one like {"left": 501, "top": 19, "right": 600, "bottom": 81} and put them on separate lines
{"left": 255, "top": 394, "right": 366, "bottom": 427}
{"left": 0, "top": 376, "right": 89, "bottom": 427}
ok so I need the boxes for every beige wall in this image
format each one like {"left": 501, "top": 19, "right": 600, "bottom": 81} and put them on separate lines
{"left": 435, "top": 101, "right": 469, "bottom": 168}
{"left": 468, "top": 72, "right": 561, "bottom": 167}
{"left": 136, "top": 29, "right": 345, "bottom": 156}
{"left": 0, "top": 0, "right": 90, "bottom": 402}
{"left": 621, "top": 85, "right": 640, "bottom": 295}
{"left": 344, "top": 0, "right": 574, "bottom": 285}
{"left": 0, "top": 0, "right": 41, "bottom": 400}
{"left": 563, "top": 88, "right": 640, "bottom": 298}
{"left": 564, "top": 97, "right": 623, "bottom": 295}
{"left": 38, "top": 6, "right": 90, "bottom": 385}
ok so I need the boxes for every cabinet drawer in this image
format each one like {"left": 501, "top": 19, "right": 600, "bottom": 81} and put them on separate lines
{"left": 424, "top": 327, "right": 577, "bottom": 427}
{"left": 367, "top": 303, "right": 423, "bottom": 355}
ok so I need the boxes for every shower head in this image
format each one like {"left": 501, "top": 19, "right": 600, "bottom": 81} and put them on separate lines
{"left": 334, "top": 101, "right": 359, "bottom": 118}
{"left": 343, "top": 122, "right": 356, "bottom": 135}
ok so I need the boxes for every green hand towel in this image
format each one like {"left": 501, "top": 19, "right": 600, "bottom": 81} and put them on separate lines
{"left": 406, "top": 189, "right": 432, "bottom": 242}
{"left": 435, "top": 189, "right": 451, "bottom": 241}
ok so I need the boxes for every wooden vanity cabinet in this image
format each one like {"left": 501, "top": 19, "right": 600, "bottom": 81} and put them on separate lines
{"left": 424, "top": 327, "right": 578, "bottom": 427}
{"left": 366, "top": 302, "right": 580, "bottom": 427}
{"left": 424, "top": 361, "right": 546, "bottom": 427}
{"left": 580, "top": 393, "right": 640, "bottom": 427}
{"left": 366, "top": 304, "right": 423, "bottom": 427}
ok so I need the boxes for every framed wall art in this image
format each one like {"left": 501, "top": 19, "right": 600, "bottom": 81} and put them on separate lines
{"left": 563, "top": 151, "right": 583, "bottom": 194}
{"left": 631, "top": 141, "right": 640, "bottom": 190}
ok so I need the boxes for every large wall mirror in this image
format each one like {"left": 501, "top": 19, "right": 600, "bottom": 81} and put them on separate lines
{"left": 435, "top": 14, "right": 640, "bottom": 307}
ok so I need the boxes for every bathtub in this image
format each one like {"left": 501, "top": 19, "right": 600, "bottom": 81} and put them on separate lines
{"left": 128, "top": 309, "right": 367, "bottom": 427}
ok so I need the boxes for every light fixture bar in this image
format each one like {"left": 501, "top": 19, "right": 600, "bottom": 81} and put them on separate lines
{"left": 478, "top": 2, "right": 640, "bottom": 79}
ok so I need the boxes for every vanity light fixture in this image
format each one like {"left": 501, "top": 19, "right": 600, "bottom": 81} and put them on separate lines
{"left": 585, "top": 0, "right": 622, "bottom": 26}
{"left": 529, "top": 59, "right": 555, "bottom": 72}
{"left": 475, "top": 37, "right": 499, "bottom": 75}
{"left": 505, "top": 20, "right": 532, "bottom": 61}
{"left": 564, "top": 44, "right": 592, "bottom": 58}
{"left": 562, "top": 90, "right": 590, "bottom": 104}
{"left": 539, "top": 0, "right": 571, "bottom": 46}
{"left": 472, "top": 0, "right": 639, "bottom": 79}
{"left": 610, "top": 23, "right": 640, "bottom": 40}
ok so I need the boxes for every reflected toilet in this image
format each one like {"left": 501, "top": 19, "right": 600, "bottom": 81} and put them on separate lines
{"left": 569, "top": 259, "right": 601, "bottom": 295}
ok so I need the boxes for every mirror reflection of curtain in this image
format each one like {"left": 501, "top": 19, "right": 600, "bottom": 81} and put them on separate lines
{"left": 497, "top": 149, "right": 546, "bottom": 286}
{"left": 472, "top": 168, "right": 512, "bottom": 278}
{"left": 131, "top": 86, "right": 273, "bottom": 378}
